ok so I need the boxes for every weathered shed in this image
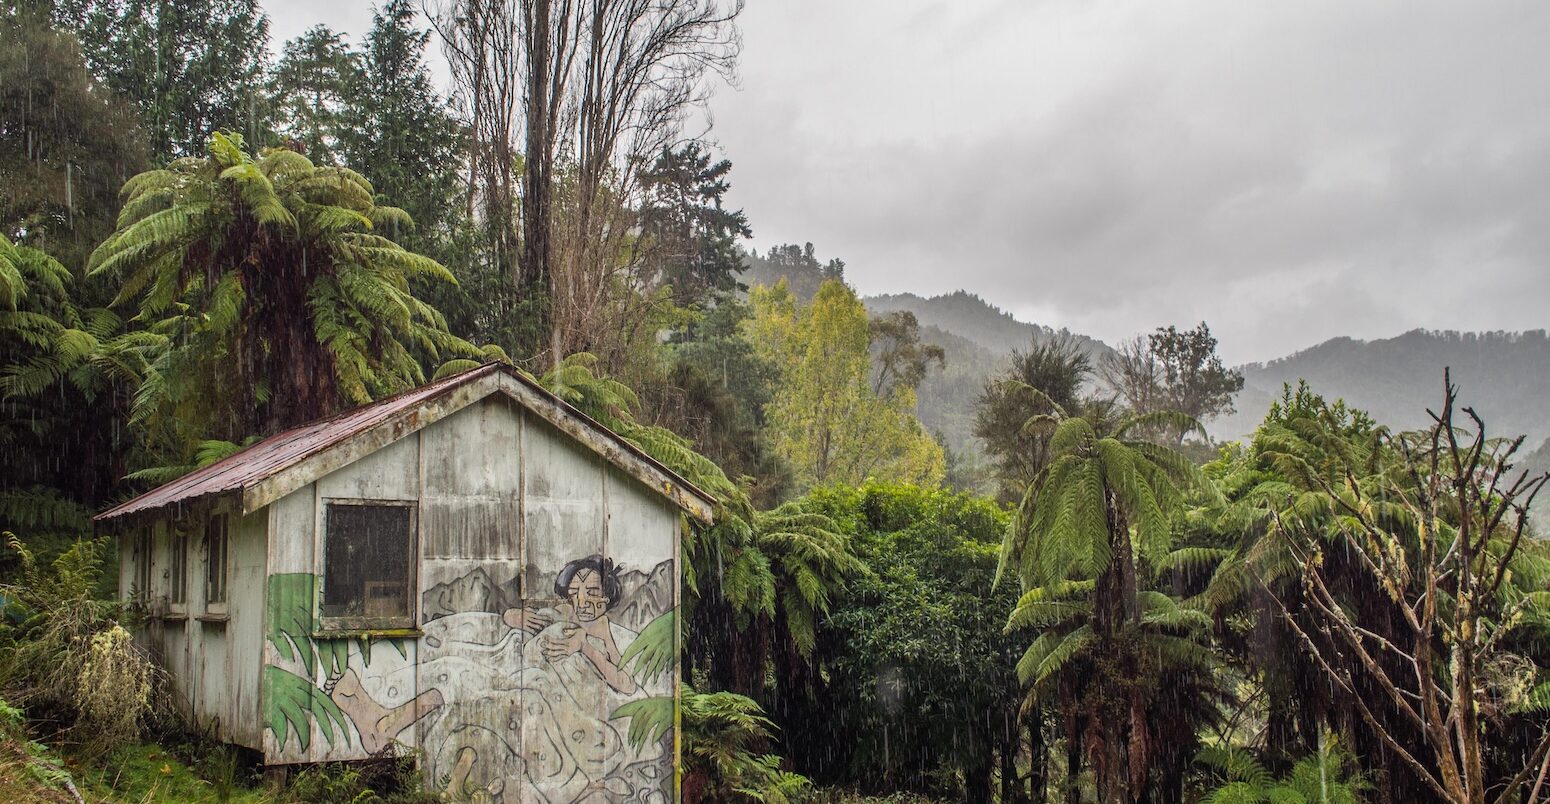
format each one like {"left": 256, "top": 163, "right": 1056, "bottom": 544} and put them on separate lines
{"left": 96, "top": 363, "right": 713, "bottom": 801}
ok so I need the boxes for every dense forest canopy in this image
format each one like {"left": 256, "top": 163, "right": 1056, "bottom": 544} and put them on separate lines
{"left": 0, "top": 1, "right": 1548, "bottom": 803}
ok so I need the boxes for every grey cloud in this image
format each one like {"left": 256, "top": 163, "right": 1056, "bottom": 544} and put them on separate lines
{"left": 710, "top": 0, "right": 1550, "bottom": 363}
{"left": 265, "top": 0, "right": 1550, "bottom": 364}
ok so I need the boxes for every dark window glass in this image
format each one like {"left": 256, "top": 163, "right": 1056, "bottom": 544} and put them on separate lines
{"left": 205, "top": 515, "right": 228, "bottom": 605}
{"left": 134, "top": 530, "right": 152, "bottom": 599}
{"left": 322, "top": 503, "right": 414, "bottom": 625}
{"left": 169, "top": 533, "right": 187, "bottom": 605}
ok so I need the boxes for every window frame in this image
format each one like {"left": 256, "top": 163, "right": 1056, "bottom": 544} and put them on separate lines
{"left": 204, "top": 513, "right": 229, "bottom": 615}
{"left": 167, "top": 527, "right": 188, "bottom": 615}
{"left": 317, "top": 498, "right": 419, "bottom": 635}
{"left": 131, "top": 528, "right": 153, "bottom": 607}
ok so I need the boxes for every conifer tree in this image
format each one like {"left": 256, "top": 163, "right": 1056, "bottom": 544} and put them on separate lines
{"left": 52, "top": 0, "right": 270, "bottom": 160}
{"left": 268, "top": 25, "right": 362, "bottom": 165}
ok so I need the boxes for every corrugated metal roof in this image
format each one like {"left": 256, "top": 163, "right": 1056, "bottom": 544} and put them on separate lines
{"left": 95, "top": 363, "right": 717, "bottom": 522}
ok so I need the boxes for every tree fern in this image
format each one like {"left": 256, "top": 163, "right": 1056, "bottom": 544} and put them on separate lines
{"left": 999, "top": 399, "right": 1218, "bottom": 799}
{"left": 681, "top": 683, "right": 811, "bottom": 803}
{"left": 89, "top": 131, "right": 478, "bottom": 455}
{"left": 1197, "top": 733, "right": 1367, "bottom": 804}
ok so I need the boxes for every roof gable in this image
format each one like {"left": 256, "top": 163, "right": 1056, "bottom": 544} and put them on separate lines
{"left": 96, "top": 364, "right": 716, "bottom": 525}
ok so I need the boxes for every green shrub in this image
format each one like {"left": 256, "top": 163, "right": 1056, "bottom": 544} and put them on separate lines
{"left": 280, "top": 754, "right": 436, "bottom": 804}
{"left": 683, "top": 684, "right": 811, "bottom": 803}
{"left": 0, "top": 532, "right": 158, "bottom": 750}
{"left": 74, "top": 624, "right": 152, "bottom": 750}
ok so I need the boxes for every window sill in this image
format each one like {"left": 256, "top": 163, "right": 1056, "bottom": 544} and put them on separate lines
{"left": 162, "top": 612, "right": 188, "bottom": 622}
{"left": 196, "top": 613, "right": 229, "bottom": 624}
{"left": 312, "top": 627, "right": 421, "bottom": 639}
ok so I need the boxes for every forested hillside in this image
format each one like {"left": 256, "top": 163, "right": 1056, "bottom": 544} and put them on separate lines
{"left": 2, "top": 1, "right": 1549, "bottom": 803}
{"left": 859, "top": 288, "right": 1550, "bottom": 471}
{"left": 1212, "top": 329, "right": 1550, "bottom": 444}
{"left": 865, "top": 290, "right": 1111, "bottom": 359}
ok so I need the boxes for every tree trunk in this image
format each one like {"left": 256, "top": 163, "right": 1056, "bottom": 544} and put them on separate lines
{"left": 1092, "top": 493, "right": 1141, "bottom": 803}
{"left": 964, "top": 732, "right": 994, "bottom": 804}
{"left": 1000, "top": 706, "right": 1025, "bottom": 804}
{"left": 1029, "top": 711, "right": 1048, "bottom": 804}
{"left": 1065, "top": 699, "right": 1081, "bottom": 804}
{"left": 521, "top": 0, "right": 554, "bottom": 364}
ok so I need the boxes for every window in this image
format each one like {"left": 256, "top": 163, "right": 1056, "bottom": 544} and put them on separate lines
{"left": 168, "top": 532, "right": 187, "bottom": 607}
{"left": 205, "top": 515, "right": 228, "bottom": 607}
{"left": 133, "top": 529, "right": 152, "bottom": 601}
{"left": 322, "top": 502, "right": 415, "bottom": 629}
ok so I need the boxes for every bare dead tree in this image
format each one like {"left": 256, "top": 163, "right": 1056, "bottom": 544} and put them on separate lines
{"left": 428, "top": 0, "right": 527, "bottom": 297}
{"left": 429, "top": 0, "right": 741, "bottom": 368}
{"left": 1098, "top": 335, "right": 1160, "bottom": 418}
{"left": 1260, "top": 370, "right": 1550, "bottom": 804}
{"left": 549, "top": 0, "right": 742, "bottom": 370}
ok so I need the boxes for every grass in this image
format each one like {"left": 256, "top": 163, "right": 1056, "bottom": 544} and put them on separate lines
{"left": 0, "top": 721, "right": 431, "bottom": 804}
{"left": 72, "top": 742, "right": 270, "bottom": 803}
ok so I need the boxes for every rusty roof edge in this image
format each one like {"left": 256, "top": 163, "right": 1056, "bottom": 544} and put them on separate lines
{"left": 240, "top": 373, "right": 496, "bottom": 514}
{"left": 96, "top": 362, "right": 718, "bottom": 525}
{"left": 94, "top": 364, "right": 505, "bottom": 523}
{"left": 95, "top": 491, "right": 243, "bottom": 531}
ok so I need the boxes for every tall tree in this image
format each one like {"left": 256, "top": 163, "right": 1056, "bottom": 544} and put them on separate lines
{"left": 428, "top": 0, "right": 524, "bottom": 350}
{"left": 637, "top": 142, "right": 752, "bottom": 308}
{"left": 974, "top": 335, "right": 1096, "bottom": 502}
{"left": 1099, "top": 322, "right": 1243, "bottom": 444}
{"left": 0, "top": 13, "right": 149, "bottom": 545}
{"left": 89, "top": 133, "right": 472, "bottom": 447}
{"left": 998, "top": 400, "right": 1213, "bottom": 803}
{"left": 0, "top": 7, "right": 148, "bottom": 269}
{"left": 431, "top": 0, "right": 742, "bottom": 364}
{"left": 341, "top": 0, "right": 464, "bottom": 251}
{"left": 749, "top": 279, "right": 944, "bottom": 490}
{"left": 649, "top": 299, "right": 790, "bottom": 507}
{"left": 52, "top": 0, "right": 270, "bottom": 160}
{"left": 267, "top": 25, "right": 362, "bottom": 165}
{"left": 1150, "top": 322, "right": 1242, "bottom": 433}
{"left": 868, "top": 310, "right": 945, "bottom": 398}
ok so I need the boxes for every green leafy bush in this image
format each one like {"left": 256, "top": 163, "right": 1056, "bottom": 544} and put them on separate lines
{"left": 0, "top": 533, "right": 157, "bottom": 751}
{"left": 683, "top": 684, "right": 811, "bottom": 803}
{"left": 1196, "top": 734, "right": 1369, "bottom": 804}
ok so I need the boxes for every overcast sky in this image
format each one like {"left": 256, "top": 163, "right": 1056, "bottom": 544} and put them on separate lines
{"left": 270, "top": 1, "right": 1550, "bottom": 364}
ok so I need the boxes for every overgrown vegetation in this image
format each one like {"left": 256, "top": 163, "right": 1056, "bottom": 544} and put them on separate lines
{"left": 1, "top": 0, "right": 1547, "bottom": 801}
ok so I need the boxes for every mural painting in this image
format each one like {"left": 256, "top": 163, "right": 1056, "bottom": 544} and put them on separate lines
{"left": 262, "top": 572, "right": 439, "bottom": 757}
{"left": 262, "top": 558, "right": 677, "bottom": 803}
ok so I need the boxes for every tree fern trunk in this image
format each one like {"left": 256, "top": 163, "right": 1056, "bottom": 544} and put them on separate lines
{"left": 1063, "top": 683, "right": 1081, "bottom": 804}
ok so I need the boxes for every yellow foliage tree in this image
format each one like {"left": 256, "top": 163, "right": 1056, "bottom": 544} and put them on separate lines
{"left": 747, "top": 278, "right": 944, "bottom": 490}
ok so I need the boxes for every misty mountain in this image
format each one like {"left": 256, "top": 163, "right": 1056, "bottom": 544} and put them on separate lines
{"left": 863, "top": 292, "right": 1550, "bottom": 480}
{"left": 1209, "top": 330, "right": 1550, "bottom": 446}
{"left": 865, "top": 291, "right": 1111, "bottom": 360}
{"left": 860, "top": 292, "right": 1110, "bottom": 475}
{"left": 741, "top": 259, "right": 1550, "bottom": 481}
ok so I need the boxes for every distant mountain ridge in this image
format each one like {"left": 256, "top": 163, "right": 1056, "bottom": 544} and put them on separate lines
{"left": 864, "top": 291, "right": 1112, "bottom": 360}
{"left": 1211, "top": 329, "right": 1550, "bottom": 445}
{"left": 747, "top": 270, "right": 1549, "bottom": 472}
{"left": 858, "top": 293, "right": 1550, "bottom": 466}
